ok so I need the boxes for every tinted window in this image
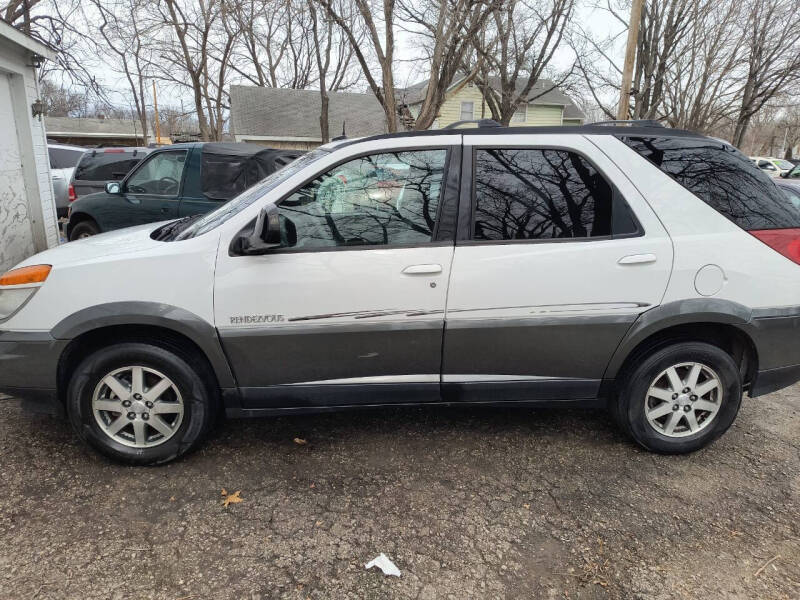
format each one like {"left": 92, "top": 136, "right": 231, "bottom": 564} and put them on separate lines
{"left": 126, "top": 151, "right": 187, "bottom": 195}
{"left": 621, "top": 137, "right": 800, "bottom": 230}
{"left": 202, "top": 154, "right": 248, "bottom": 200}
{"left": 74, "top": 151, "right": 145, "bottom": 181}
{"left": 48, "top": 147, "right": 84, "bottom": 169}
{"left": 473, "top": 148, "right": 637, "bottom": 241}
{"left": 276, "top": 149, "right": 447, "bottom": 249}
{"left": 778, "top": 185, "right": 800, "bottom": 210}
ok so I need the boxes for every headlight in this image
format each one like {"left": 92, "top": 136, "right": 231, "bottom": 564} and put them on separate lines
{"left": 0, "top": 288, "right": 36, "bottom": 320}
{"left": 0, "top": 264, "right": 51, "bottom": 321}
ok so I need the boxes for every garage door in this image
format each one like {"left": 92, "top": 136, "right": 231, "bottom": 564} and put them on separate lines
{"left": 0, "top": 72, "right": 35, "bottom": 273}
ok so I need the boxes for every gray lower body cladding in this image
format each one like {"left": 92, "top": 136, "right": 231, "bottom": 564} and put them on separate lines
{"left": 3, "top": 304, "right": 799, "bottom": 417}
{"left": 739, "top": 308, "right": 800, "bottom": 397}
{"left": 218, "top": 320, "right": 445, "bottom": 391}
{"left": 0, "top": 332, "right": 66, "bottom": 415}
{"left": 442, "top": 314, "right": 637, "bottom": 379}
{"left": 219, "top": 314, "right": 631, "bottom": 409}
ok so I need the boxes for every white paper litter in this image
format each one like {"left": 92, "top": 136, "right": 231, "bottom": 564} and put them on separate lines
{"left": 365, "top": 553, "right": 401, "bottom": 577}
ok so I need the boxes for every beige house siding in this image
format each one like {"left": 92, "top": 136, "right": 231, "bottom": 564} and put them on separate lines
{"left": 522, "top": 104, "right": 563, "bottom": 126}
{"left": 437, "top": 85, "right": 488, "bottom": 126}
{"left": 563, "top": 118, "right": 584, "bottom": 126}
{"left": 420, "top": 85, "right": 567, "bottom": 128}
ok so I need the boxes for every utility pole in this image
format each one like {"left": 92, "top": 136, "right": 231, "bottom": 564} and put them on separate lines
{"left": 152, "top": 80, "right": 162, "bottom": 145}
{"left": 617, "top": 0, "right": 645, "bottom": 121}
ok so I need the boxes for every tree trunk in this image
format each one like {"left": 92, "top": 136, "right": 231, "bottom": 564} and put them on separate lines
{"left": 320, "top": 91, "right": 330, "bottom": 143}
{"left": 732, "top": 113, "right": 751, "bottom": 149}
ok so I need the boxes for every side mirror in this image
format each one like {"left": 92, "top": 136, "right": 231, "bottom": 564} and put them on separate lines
{"left": 780, "top": 171, "right": 788, "bottom": 178}
{"left": 234, "top": 205, "right": 282, "bottom": 255}
{"left": 105, "top": 181, "right": 122, "bottom": 195}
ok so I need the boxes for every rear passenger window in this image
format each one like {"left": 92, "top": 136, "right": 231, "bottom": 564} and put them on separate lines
{"left": 75, "top": 152, "right": 144, "bottom": 181}
{"left": 276, "top": 150, "right": 447, "bottom": 250}
{"left": 620, "top": 136, "right": 800, "bottom": 230}
{"left": 473, "top": 148, "right": 638, "bottom": 241}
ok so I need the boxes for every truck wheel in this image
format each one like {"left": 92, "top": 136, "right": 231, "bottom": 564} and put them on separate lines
{"left": 614, "top": 342, "right": 742, "bottom": 454}
{"left": 66, "top": 342, "right": 216, "bottom": 465}
{"left": 69, "top": 220, "right": 100, "bottom": 241}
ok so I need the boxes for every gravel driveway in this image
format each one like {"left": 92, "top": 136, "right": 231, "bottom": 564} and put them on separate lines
{"left": 1, "top": 386, "right": 798, "bottom": 599}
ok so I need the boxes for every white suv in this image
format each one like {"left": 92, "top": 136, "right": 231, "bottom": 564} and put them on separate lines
{"left": 2, "top": 123, "right": 799, "bottom": 465}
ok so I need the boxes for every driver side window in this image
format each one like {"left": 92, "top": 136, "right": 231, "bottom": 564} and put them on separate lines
{"left": 275, "top": 149, "right": 447, "bottom": 250}
{"left": 126, "top": 150, "right": 187, "bottom": 196}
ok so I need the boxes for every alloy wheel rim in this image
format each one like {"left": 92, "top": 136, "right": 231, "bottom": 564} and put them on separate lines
{"left": 91, "top": 365, "right": 184, "bottom": 448}
{"left": 644, "top": 362, "right": 722, "bottom": 438}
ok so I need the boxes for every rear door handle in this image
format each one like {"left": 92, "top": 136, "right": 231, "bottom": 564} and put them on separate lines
{"left": 402, "top": 264, "right": 442, "bottom": 275}
{"left": 618, "top": 253, "right": 657, "bottom": 265}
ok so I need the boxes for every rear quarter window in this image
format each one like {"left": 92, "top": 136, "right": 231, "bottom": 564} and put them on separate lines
{"left": 74, "top": 152, "right": 145, "bottom": 182}
{"left": 619, "top": 136, "right": 800, "bottom": 230}
{"left": 201, "top": 154, "right": 249, "bottom": 200}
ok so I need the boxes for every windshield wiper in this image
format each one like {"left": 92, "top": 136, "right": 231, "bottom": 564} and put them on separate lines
{"left": 150, "top": 214, "right": 204, "bottom": 241}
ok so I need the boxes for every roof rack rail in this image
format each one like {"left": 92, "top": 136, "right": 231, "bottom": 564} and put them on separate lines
{"left": 589, "top": 119, "right": 665, "bottom": 128}
{"left": 443, "top": 119, "right": 502, "bottom": 130}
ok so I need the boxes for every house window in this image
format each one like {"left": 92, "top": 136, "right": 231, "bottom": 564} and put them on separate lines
{"left": 460, "top": 101, "right": 474, "bottom": 121}
{"left": 511, "top": 104, "right": 527, "bottom": 123}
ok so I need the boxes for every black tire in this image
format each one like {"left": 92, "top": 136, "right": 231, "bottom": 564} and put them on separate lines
{"left": 69, "top": 219, "right": 100, "bottom": 241}
{"left": 613, "top": 342, "right": 742, "bottom": 454}
{"left": 67, "top": 343, "right": 216, "bottom": 465}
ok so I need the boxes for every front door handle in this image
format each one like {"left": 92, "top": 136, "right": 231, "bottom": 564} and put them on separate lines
{"left": 618, "top": 253, "right": 657, "bottom": 265}
{"left": 402, "top": 264, "right": 442, "bottom": 275}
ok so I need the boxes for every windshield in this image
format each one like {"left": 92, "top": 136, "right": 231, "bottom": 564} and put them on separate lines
{"left": 774, "top": 159, "right": 795, "bottom": 170}
{"left": 175, "top": 148, "right": 329, "bottom": 240}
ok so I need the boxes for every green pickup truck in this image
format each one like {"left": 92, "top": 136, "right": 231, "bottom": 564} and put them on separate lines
{"left": 66, "top": 142, "right": 300, "bottom": 240}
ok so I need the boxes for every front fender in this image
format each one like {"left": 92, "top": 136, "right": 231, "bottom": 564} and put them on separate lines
{"left": 51, "top": 301, "right": 235, "bottom": 389}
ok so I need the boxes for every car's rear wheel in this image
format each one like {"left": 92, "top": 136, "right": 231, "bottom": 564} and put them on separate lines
{"left": 67, "top": 343, "right": 216, "bottom": 465}
{"left": 614, "top": 342, "right": 743, "bottom": 454}
{"left": 69, "top": 219, "right": 100, "bottom": 241}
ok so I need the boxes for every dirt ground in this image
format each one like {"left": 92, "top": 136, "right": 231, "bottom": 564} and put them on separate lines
{"left": 0, "top": 386, "right": 798, "bottom": 600}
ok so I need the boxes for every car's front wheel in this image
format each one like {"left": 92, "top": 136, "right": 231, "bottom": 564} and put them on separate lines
{"left": 614, "top": 342, "right": 743, "bottom": 454}
{"left": 66, "top": 342, "right": 216, "bottom": 465}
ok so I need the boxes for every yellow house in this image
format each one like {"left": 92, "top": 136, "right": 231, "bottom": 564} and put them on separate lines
{"left": 400, "top": 76, "right": 585, "bottom": 129}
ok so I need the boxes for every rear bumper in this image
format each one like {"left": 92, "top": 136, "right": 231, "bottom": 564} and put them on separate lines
{"left": 751, "top": 364, "right": 800, "bottom": 397}
{"left": 740, "top": 308, "right": 800, "bottom": 397}
{"left": 0, "top": 331, "right": 66, "bottom": 416}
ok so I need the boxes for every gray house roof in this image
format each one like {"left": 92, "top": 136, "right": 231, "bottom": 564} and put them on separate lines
{"left": 230, "top": 86, "right": 387, "bottom": 141}
{"left": 44, "top": 116, "right": 148, "bottom": 138}
{"left": 400, "top": 76, "right": 585, "bottom": 120}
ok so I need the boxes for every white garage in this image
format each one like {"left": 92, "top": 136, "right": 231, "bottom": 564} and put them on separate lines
{"left": 0, "top": 21, "right": 58, "bottom": 274}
